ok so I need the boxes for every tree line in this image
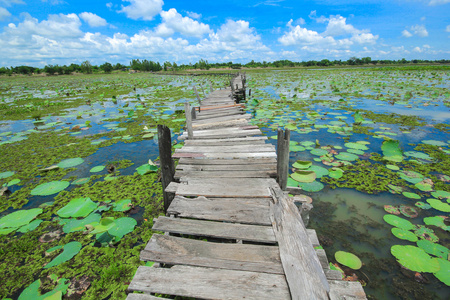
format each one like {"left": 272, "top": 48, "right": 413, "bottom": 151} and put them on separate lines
{"left": 1, "top": 57, "right": 449, "bottom": 76}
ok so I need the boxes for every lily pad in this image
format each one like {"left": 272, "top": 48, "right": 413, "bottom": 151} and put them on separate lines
{"left": 386, "top": 164, "right": 399, "bottom": 171}
{"left": 90, "top": 217, "right": 115, "bottom": 234}
{"left": 0, "top": 208, "right": 43, "bottom": 229}
{"left": 347, "top": 149, "right": 365, "bottom": 155}
{"left": 426, "top": 199, "right": 450, "bottom": 212}
{"left": 17, "top": 219, "right": 43, "bottom": 233}
{"left": 335, "top": 251, "right": 362, "bottom": 270}
{"left": 292, "top": 160, "right": 312, "bottom": 170}
{"left": 290, "top": 145, "right": 306, "bottom": 152}
{"left": 399, "top": 205, "right": 419, "bottom": 218}
{"left": 422, "top": 140, "right": 447, "bottom": 147}
{"left": 384, "top": 205, "right": 400, "bottom": 215}
{"left": 382, "top": 140, "right": 403, "bottom": 162}
{"left": 431, "top": 190, "right": 450, "bottom": 200}
{"left": 391, "top": 228, "right": 418, "bottom": 242}
{"left": 31, "top": 181, "right": 70, "bottom": 196}
{"left": 391, "top": 245, "right": 440, "bottom": 273}
{"left": 424, "top": 216, "right": 449, "bottom": 231}
{"left": 71, "top": 178, "right": 90, "bottom": 185}
{"left": 44, "top": 241, "right": 82, "bottom": 269}
{"left": 108, "top": 217, "right": 137, "bottom": 239}
{"left": 309, "top": 165, "right": 329, "bottom": 178}
{"left": 399, "top": 170, "right": 424, "bottom": 184}
{"left": 298, "top": 180, "right": 324, "bottom": 192}
{"left": 415, "top": 181, "right": 433, "bottom": 192}
{"left": 287, "top": 177, "right": 299, "bottom": 187}
{"left": 136, "top": 163, "right": 158, "bottom": 175}
{"left": 57, "top": 157, "right": 84, "bottom": 168}
{"left": 18, "top": 277, "right": 69, "bottom": 300}
{"left": 0, "top": 171, "right": 14, "bottom": 179}
{"left": 310, "top": 149, "right": 328, "bottom": 156}
{"left": 63, "top": 213, "right": 101, "bottom": 233}
{"left": 335, "top": 152, "right": 359, "bottom": 161}
{"left": 402, "top": 191, "right": 421, "bottom": 199}
{"left": 57, "top": 197, "right": 98, "bottom": 218}
{"left": 344, "top": 142, "right": 368, "bottom": 151}
{"left": 383, "top": 214, "right": 415, "bottom": 231}
{"left": 113, "top": 199, "right": 132, "bottom": 212}
{"left": 404, "top": 151, "right": 433, "bottom": 160}
{"left": 434, "top": 258, "right": 450, "bottom": 286}
{"left": 415, "top": 201, "right": 432, "bottom": 210}
{"left": 328, "top": 168, "right": 344, "bottom": 179}
{"left": 89, "top": 165, "right": 105, "bottom": 173}
{"left": 414, "top": 225, "right": 439, "bottom": 242}
{"left": 416, "top": 240, "right": 449, "bottom": 258}
{"left": 291, "top": 171, "right": 316, "bottom": 183}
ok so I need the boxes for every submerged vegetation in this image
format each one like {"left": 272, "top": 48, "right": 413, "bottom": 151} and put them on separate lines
{"left": 0, "top": 66, "right": 449, "bottom": 299}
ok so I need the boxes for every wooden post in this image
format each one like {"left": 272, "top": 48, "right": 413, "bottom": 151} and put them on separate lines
{"left": 249, "top": 88, "right": 252, "bottom": 97}
{"left": 277, "top": 128, "right": 290, "bottom": 191}
{"left": 184, "top": 101, "right": 193, "bottom": 140}
{"left": 191, "top": 106, "right": 196, "bottom": 120}
{"left": 193, "top": 86, "right": 201, "bottom": 104}
{"left": 236, "top": 84, "right": 239, "bottom": 90}
{"left": 158, "top": 125, "right": 175, "bottom": 214}
{"left": 199, "top": 84, "right": 206, "bottom": 97}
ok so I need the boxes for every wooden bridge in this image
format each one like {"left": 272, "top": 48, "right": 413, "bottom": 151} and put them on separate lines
{"left": 126, "top": 75, "right": 366, "bottom": 300}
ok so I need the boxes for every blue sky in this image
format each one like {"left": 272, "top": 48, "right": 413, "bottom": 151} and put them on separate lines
{"left": 0, "top": 0, "right": 449, "bottom": 67}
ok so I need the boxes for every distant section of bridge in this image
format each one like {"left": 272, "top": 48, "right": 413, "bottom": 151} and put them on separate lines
{"left": 126, "top": 74, "right": 367, "bottom": 300}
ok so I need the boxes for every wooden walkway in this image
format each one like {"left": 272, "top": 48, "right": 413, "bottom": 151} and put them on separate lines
{"left": 127, "top": 85, "right": 366, "bottom": 299}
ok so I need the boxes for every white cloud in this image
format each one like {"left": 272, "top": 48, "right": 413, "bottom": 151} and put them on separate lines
{"left": 279, "top": 16, "right": 378, "bottom": 50}
{"left": 308, "top": 10, "right": 327, "bottom": 23}
{"left": 402, "top": 30, "right": 413, "bottom": 37}
{"left": 428, "top": 0, "right": 450, "bottom": 5}
{"left": 119, "top": 0, "right": 163, "bottom": 21}
{"left": 293, "top": 18, "right": 305, "bottom": 25}
{"left": 155, "top": 8, "right": 211, "bottom": 37}
{"left": 79, "top": 12, "right": 107, "bottom": 27}
{"left": 186, "top": 11, "right": 201, "bottom": 19}
{"left": 411, "top": 24, "right": 428, "bottom": 37}
{"left": 445, "top": 25, "right": 450, "bottom": 32}
{"left": 0, "top": 0, "right": 24, "bottom": 6}
{"left": 0, "top": 7, "right": 11, "bottom": 21}
{"left": 413, "top": 46, "right": 422, "bottom": 52}
{"left": 106, "top": 2, "right": 113, "bottom": 9}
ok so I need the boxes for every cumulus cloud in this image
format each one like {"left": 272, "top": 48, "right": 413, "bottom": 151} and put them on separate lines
{"left": 155, "top": 8, "right": 211, "bottom": 37}
{"left": 0, "top": 0, "right": 24, "bottom": 6}
{"left": 186, "top": 11, "right": 201, "bottom": 19}
{"left": 428, "top": 0, "right": 450, "bottom": 5}
{"left": 445, "top": 25, "right": 450, "bottom": 32}
{"left": 0, "top": 7, "right": 11, "bottom": 21}
{"left": 411, "top": 24, "right": 428, "bottom": 37}
{"left": 79, "top": 12, "right": 107, "bottom": 27}
{"left": 402, "top": 30, "right": 413, "bottom": 37}
{"left": 279, "top": 15, "right": 378, "bottom": 51}
{"left": 119, "top": 0, "right": 163, "bottom": 21}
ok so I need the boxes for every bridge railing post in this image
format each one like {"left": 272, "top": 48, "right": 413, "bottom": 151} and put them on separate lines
{"left": 277, "top": 128, "right": 290, "bottom": 191}
{"left": 157, "top": 124, "right": 175, "bottom": 214}
{"left": 184, "top": 101, "right": 193, "bottom": 140}
{"left": 193, "top": 86, "right": 201, "bottom": 105}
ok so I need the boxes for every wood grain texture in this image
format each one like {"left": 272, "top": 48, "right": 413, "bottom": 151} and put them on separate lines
{"left": 328, "top": 280, "right": 367, "bottom": 300}
{"left": 174, "top": 170, "right": 276, "bottom": 179}
{"left": 270, "top": 185, "right": 330, "bottom": 299}
{"left": 128, "top": 265, "right": 291, "bottom": 300}
{"left": 167, "top": 196, "right": 272, "bottom": 225}
{"left": 126, "top": 294, "right": 169, "bottom": 300}
{"left": 152, "top": 216, "right": 276, "bottom": 243}
{"left": 140, "top": 234, "right": 283, "bottom": 274}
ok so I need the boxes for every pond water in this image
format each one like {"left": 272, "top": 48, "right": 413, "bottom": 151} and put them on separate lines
{"left": 0, "top": 68, "right": 448, "bottom": 299}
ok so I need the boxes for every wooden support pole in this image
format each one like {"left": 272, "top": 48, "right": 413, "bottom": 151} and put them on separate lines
{"left": 277, "top": 128, "right": 290, "bottom": 191}
{"left": 191, "top": 106, "right": 196, "bottom": 120}
{"left": 193, "top": 86, "right": 201, "bottom": 105}
{"left": 249, "top": 88, "right": 252, "bottom": 97}
{"left": 184, "top": 102, "right": 193, "bottom": 140}
{"left": 157, "top": 125, "right": 175, "bottom": 214}
{"left": 199, "top": 84, "right": 206, "bottom": 96}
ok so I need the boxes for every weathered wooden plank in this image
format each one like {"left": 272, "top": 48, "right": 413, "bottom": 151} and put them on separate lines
{"left": 316, "top": 249, "right": 329, "bottom": 270}
{"left": 157, "top": 125, "right": 175, "bottom": 213}
{"left": 128, "top": 265, "right": 290, "bottom": 300}
{"left": 174, "top": 170, "right": 275, "bottom": 179}
{"left": 178, "top": 157, "right": 276, "bottom": 165}
{"left": 164, "top": 182, "right": 179, "bottom": 193}
{"left": 307, "top": 228, "right": 320, "bottom": 247}
{"left": 176, "top": 145, "right": 275, "bottom": 153}
{"left": 192, "top": 119, "right": 248, "bottom": 130}
{"left": 179, "top": 129, "right": 262, "bottom": 140}
{"left": 183, "top": 126, "right": 260, "bottom": 136}
{"left": 324, "top": 269, "right": 343, "bottom": 281}
{"left": 174, "top": 182, "right": 271, "bottom": 198}
{"left": 179, "top": 177, "right": 276, "bottom": 186}
{"left": 140, "top": 234, "right": 283, "bottom": 274}
{"left": 183, "top": 136, "right": 268, "bottom": 146}
{"left": 126, "top": 294, "right": 169, "bottom": 300}
{"left": 328, "top": 280, "right": 367, "bottom": 300}
{"left": 176, "top": 163, "right": 276, "bottom": 171}
{"left": 152, "top": 216, "right": 276, "bottom": 243}
{"left": 192, "top": 114, "right": 251, "bottom": 124}
{"left": 175, "top": 152, "right": 277, "bottom": 159}
{"left": 270, "top": 185, "right": 330, "bottom": 299}
{"left": 167, "top": 196, "right": 272, "bottom": 225}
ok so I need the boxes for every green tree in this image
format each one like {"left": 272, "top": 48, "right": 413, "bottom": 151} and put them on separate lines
{"left": 100, "top": 62, "right": 113, "bottom": 73}
{"left": 80, "top": 61, "right": 93, "bottom": 74}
